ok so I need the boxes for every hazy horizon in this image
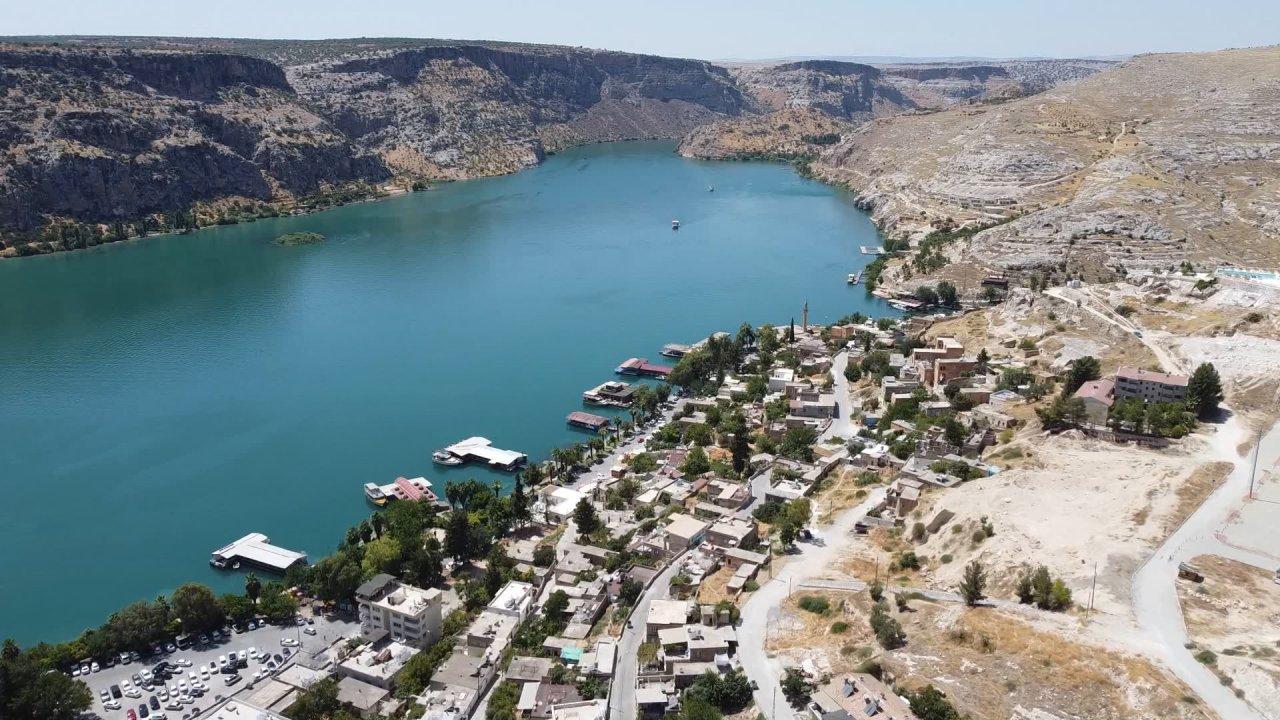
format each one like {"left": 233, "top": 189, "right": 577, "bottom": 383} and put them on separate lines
{"left": 5, "top": 0, "right": 1278, "bottom": 61}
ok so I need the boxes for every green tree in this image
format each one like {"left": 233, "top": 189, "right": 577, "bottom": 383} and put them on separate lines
{"left": 1187, "top": 362, "right": 1224, "bottom": 419}
{"left": 780, "top": 666, "right": 813, "bottom": 707}
{"left": 0, "top": 640, "right": 93, "bottom": 720}
{"left": 543, "top": 590, "right": 570, "bottom": 621}
{"left": 286, "top": 677, "right": 342, "bottom": 720}
{"left": 916, "top": 285, "right": 939, "bottom": 306}
{"left": 573, "top": 498, "right": 601, "bottom": 535}
{"left": 730, "top": 431, "right": 751, "bottom": 476}
{"left": 936, "top": 280, "right": 958, "bottom": 307}
{"left": 360, "top": 536, "right": 403, "bottom": 577}
{"left": 487, "top": 681, "right": 521, "bottom": 720}
{"left": 170, "top": 583, "right": 224, "bottom": 634}
{"left": 310, "top": 552, "right": 363, "bottom": 603}
{"left": 958, "top": 560, "right": 987, "bottom": 606}
{"left": 445, "top": 509, "right": 473, "bottom": 562}
{"left": 244, "top": 573, "right": 261, "bottom": 604}
{"left": 681, "top": 446, "right": 712, "bottom": 476}
{"left": 1061, "top": 355, "right": 1101, "bottom": 397}
{"left": 219, "top": 593, "right": 255, "bottom": 625}
{"left": 779, "top": 426, "right": 817, "bottom": 461}
{"left": 903, "top": 685, "right": 965, "bottom": 720}
{"left": 257, "top": 583, "right": 299, "bottom": 623}
{"left": 510, "top": 472, "right": 529, "bottom": 527}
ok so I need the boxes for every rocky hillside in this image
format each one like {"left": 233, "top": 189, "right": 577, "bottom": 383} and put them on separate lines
{"left": 677, "top": 58, "right": 1109, "bottom": 162}
{"left": 809, "top": 46, "right": 1280, "bottom": 286}
{"left": 0, "top": 38, "right": 746, "bottom": 255}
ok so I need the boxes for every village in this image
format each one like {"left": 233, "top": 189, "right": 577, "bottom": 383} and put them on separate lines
{"left": 65, "top": 273, "right": 1280, "bottom": 720}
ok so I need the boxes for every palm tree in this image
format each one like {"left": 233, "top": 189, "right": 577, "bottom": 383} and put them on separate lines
{"left": 245, "top": 573, "right": 261, "bottom": 604}
{"left": 370, "top": 512, "right": 386, "bottom": 538}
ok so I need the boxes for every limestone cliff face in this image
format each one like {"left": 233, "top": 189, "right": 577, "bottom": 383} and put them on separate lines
{"left": 0, "top": 44, "right": 389, "bottom": 237}
{"left": 0, "top": 39, "right": 748, "bottom": 252}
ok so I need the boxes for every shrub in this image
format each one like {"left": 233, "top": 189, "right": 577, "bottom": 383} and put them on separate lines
{"left": 869, "top": 601, "right": 905, "bottom": 649}
{"left": 798, "top": 595, "right": 830, "bottom": 614}
{"left": 940, "top": 554, "right": 954, "bottom": 564}
{"left": 830, "top": 621, "right": 850, "bottom": 634}
{"left": 1195, "top": 649, "right": 1217, "bottom": 665}
{"left": 896, "top": 551, "right": 921, "bottom": 571}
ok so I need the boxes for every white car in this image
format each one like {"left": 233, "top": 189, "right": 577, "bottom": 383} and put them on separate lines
{"left": 99, "top": 690, "right": 111, "bottom": 703}
{"left": 104, "top": 700, "right": 122, "bottom": 711}
{"left": 188, "top": 671, "right": 198, "bottom": 682}
{"left": 217, "top": 655, "right": 227, "bottom": 669}
{"left": 302, "top": 627, "right": 316, "bottom": 636}
{"left": 199, "top": 667, "right": 209, "bottom": 679}
{"left": 90, "top": 661, "right": 100, "bottom": 673}
{"left": 174, "top": 658, "right": 192, "bottom": 667}
{"left": 280, "top": 638, "right": 299, "bottom": 647}
{"left": 71, "top": 666, "right": 81, "bottom": 677}
{"left": 124, "top": 688, "right": 142, "bottom": 699}
{"left": 166, "top": 702, "right": 183, "bottom": 712}
{"left": 141, "top": 669, "right": 153, "bottom": 683}
{"left": 247, "top": 646, "right": 258, "bottom": 659}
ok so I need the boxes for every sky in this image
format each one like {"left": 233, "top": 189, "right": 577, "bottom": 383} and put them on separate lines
{"left": 4, "top": 0, "right": 1278, "bottom": 60}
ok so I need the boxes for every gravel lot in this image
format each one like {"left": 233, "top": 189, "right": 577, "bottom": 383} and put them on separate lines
{"left": 76, "top": 613, "right": 358, "bottom": 720}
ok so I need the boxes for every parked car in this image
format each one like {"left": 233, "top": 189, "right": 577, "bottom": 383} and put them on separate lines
{"left": 126, "top": 709, "right": 137, "bottom": 720}
{"left": 302, "top": 627, "right": 316, "bottom": 636}
{"left": 224, "top": 674, "right": 241, "bottom": 686}
{"left": 280, "top": 638, "right": 299, "bottom": 647}
{"left": 111, "top": 685, "right": 122, "bottom": 699}
{"left": 149, "top": 696, "right": 160, "bottom": 710}
{"left": 91, "top": 661, "right": 101, "bottom": 673}
{"left": 120, "top": 651, "right": 133, "bottom": 664}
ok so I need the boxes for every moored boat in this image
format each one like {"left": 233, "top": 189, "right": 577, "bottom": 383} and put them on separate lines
{"left": 432, "top": 450, "right": 463, "bottom": 466}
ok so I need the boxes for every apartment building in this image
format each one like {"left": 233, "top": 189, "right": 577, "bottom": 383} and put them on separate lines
{"left": 356, "top": 574, "right": 443, "bottom": 649}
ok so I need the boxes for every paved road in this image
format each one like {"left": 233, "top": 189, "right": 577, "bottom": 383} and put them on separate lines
{"left": 610, "top": 551, "right": 683, "bottom": 720}
{"left": 78, "top": 614, "right": 357, "bottom": 719}
{"left": 823, "top": 351, "right": 855, "bottom": 441}
{"left": 1132, "top": 415, "right": 1280, "bottom": 720}
{"left": 738, "top": 487, "right": 887, "bottom": 720}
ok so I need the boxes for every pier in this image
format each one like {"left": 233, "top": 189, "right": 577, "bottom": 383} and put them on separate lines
{"left": 660, "top": 343, "right": 691, "bottom": 359}
{"left": 584, "top": 380, "right": 636, "bottom": 407}
{"left": 567, "top": 411, "right": 611, "bottom": 432}
{"left": 210, "top": 533, "right": 307, "bottom": 573}
{"left": 859, "top": 245, "right": 886, "bottom": 255}
{"left": 441, "top": 436, "right": 528, "bottom": 471}
{"left": 615, "top": 357, "right": 672, "bottom": 378}
{"left": 364, "top": 476, "right": 438, "bottom": 506}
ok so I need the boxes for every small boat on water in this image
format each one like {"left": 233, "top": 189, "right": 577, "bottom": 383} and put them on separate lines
{"left": 708, "top": 185, "right": 714, "bottom": 192}
{"left": 847, "top": 272, "right": 861, "bottom": 285}
{"left": 432, "top": 450, "right": 463, "bottom": 466}
{"left": 671, "top": 219, "right": 680, "bottom": 230}
{"left": 364, "top": 482, "right": 389, "bottom": 506}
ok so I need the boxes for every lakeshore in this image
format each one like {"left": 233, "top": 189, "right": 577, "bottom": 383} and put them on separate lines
{"left": 0, "top": 140, "right": 893, "bottom": 644}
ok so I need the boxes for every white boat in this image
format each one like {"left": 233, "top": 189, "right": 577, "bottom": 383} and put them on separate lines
{"left": 363, "top": 482, "right": 389, "bottom": 506}
{"left": 671, "top": 219, "right": 680, "bottom": 229}
{"left": 432, "top": 450, "right": 463, "bottom": 466}
{"left": 707, "top": 185, "right": 714, "bottom": 192}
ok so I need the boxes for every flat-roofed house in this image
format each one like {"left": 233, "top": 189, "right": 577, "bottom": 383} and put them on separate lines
{"left": 1114, "top": 367, "right": 1189, "bottom": 404}
{"left": 664, "top": 513, "right": 708, "bottom": 552}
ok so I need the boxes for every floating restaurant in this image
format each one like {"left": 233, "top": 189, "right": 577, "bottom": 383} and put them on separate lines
{"left": 438, "top": 436, "right": 528, "bottom": 471}
{"left": 210, "top": 532, "right": 307, "bottom": 573}
{"left": 615, "top": 357, "right": 672, "bottom": 378}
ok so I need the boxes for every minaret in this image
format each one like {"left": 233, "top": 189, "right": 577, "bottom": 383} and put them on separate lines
{"left": 802, "top": 301, "right": 809, "bottom": 332}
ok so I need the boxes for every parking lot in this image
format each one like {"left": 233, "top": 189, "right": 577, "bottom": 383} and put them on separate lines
{"left": 77, "top": 614, "right": 358, "bottom": 719}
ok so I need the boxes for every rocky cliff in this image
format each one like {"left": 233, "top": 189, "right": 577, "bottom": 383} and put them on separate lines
{"left": 0, "top": 38, "right": 748, "bottom": 255}
{"left": 808, "top": 47, "right": 1280, "bottom": 287}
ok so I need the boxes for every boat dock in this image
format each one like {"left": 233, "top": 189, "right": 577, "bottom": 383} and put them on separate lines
{"left": 615, "top": 357, "right": 672, "bottom": 378}
{"left": 210, "top": 533, "right": 307, "bottom": 573}
{"left": 441, "top": 436, "right": 527, "bottom": 471}
{"left": 567, "top": 411, "right": 611, "bottom": 432}
{"left": 860, "top": 246, "right": 886, "bottom": 255}
{"left": 584, "top": 380, "right": 635, "bottom": 407}
{"left": 364, "top": 476, "right": 438, "bottom": 506}
{"left": 660, "top": 343, "right": 691, "bottom": 359}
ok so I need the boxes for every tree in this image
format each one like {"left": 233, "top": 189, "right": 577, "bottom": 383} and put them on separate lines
{"left": 487, "top": 681, "right": 521, "bottom": 720}
{"left": 915, "top": 285, "right": 939, "bottom": 306}
{"left": 543, "top": 590, "right": 570, "bottom": 621}
{"left": 681, "top": 446, "right": 711, "bottom": 476}
{"left": 902, "top": 685, "right": 964, "bottom": 720}
{"left": 219, "top": 593, "right": 255, "bottom": 625}
{"left": 869, "top": 601, "right": 904, "bottom": 649}
{"left": 510, "top": 472, "right": 529, "bottom": 526}
{"left": 445, "top": 509, "right": 473, "bottom": 562}
{"left": 286, "top": 677, "right": 342, "bottom": 720}
{"left": 104, "top": 599, "right": 171, "bottom": 652}
{"left": 360, "top": 536, "right": 403, "bottom": 577}
{"left": 1036, "top": 395, "right": 1086, "bottom": 430}
{"left": 257, "top": 583, "right": 299, "bottom": 623}
{"left": 958, "top": 560, "right": 987, "bottom": 606}
{"left": 1061, "top": 355, "right": 1101, "bottom": 397}
{"left": 170, "top": 583, "right": 224, "bottom": 634}
{"left": 730, "top": 431, "right": 751, "bottom": 476}
{"left": 0, "top": 640, "right": 93, "bottom": 720}
{"left": 244, "top": 573, "right": 262, "bottom": 604}
{"left": 781, "top": 666, "right": 813, "bottom": 707}
{"left": 484, "top": 545, "right": 508, "bottom": 599}
{"left": 1187, "top": 362, "right": 1224, "bottom": 419}
{"left": 779, "top": 426, "right": 817, "bottom": 461}
{"left": 936, "top": 280, "right": 958, "bottom": 307}
{"left": 573, "top": 498, "right": 601, "bottom": 535}
{"left": 618, "top": 578, "right": 643, "bottom": 605}
{"left": 310, "top": 552, "right": 363, "bottom": 603}
{"left": 678, "top": 696, "right": 724, "bottom": 720}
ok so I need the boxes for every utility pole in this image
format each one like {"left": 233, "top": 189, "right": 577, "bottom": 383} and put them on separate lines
{"left": 1086, "top": 562, "right": 1097, "bottom": 621}
{"left": 1249, "top": 429, "right": 1262, "bottom": 500}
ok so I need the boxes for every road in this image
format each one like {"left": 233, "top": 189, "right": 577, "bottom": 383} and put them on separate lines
{"left": 823, "top": 350, "right": 855, "bottom": 441}
{"left": 1042, "top": 286, "right": 1184, "bottom": 373}
{"left": 78, "top": 614, "right": 357, "bottom": 719}
{"left": 610, "top": 550, "right": 683, "bottom": 720}
{"left": 1131, "top": 415, "right": 1280, "bottom": 720}
{"left": 738, "top": 487, "right": 887, "bottom": 720}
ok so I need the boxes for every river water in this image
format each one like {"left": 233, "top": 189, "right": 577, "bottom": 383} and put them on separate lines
{"left": 0, "top": 141, "right": 891, "bottom": 643}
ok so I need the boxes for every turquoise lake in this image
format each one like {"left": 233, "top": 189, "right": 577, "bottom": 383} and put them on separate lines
{"left": 0, "top": 141, "right": 891, "bottom": 644}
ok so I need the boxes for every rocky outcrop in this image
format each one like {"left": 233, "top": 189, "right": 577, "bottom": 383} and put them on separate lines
{"left": 808, "top": 47, "right": 1280, "bottom": 287}
{"left": 731, "top": 60, "right": 915, "bottom": 121}
{"left": 0, "top": 39, "right": 750, "bottom": 252}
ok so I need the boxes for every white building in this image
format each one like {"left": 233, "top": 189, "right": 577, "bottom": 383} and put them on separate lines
{"left": 355, "top": 574, "right": 443, "bottom": 649}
